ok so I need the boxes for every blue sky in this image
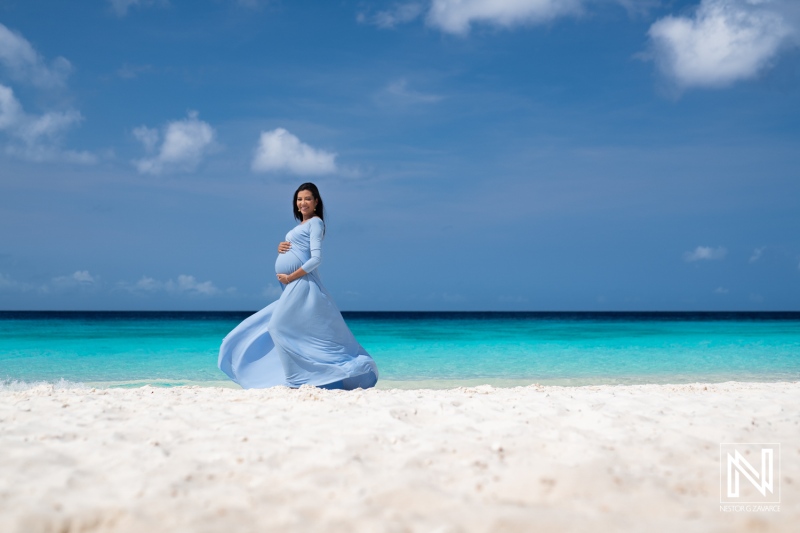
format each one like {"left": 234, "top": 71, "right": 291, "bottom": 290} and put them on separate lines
{"left": 0, "top": 0, "right": 798, "bottom": 311}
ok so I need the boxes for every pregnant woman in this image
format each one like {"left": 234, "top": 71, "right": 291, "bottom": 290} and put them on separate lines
{"left": 218, "top": 183, "right": 379, "bottom": 390}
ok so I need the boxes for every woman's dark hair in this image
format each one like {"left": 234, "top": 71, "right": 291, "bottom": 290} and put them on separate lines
{"left": 293, "top": 182, "right": 325, "bottom": 222}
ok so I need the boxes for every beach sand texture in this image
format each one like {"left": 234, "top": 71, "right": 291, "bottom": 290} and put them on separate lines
{"left": 1, "top": 382, "right": 797, "bottom": 532}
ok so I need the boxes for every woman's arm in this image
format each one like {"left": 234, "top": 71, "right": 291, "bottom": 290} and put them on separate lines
{"left": 277, "top": 268, "right": 307, "bottom": 285}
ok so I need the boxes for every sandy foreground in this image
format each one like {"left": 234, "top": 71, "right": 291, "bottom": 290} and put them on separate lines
{"left": 0, "top": 382, "right": 797, "bottom": 533}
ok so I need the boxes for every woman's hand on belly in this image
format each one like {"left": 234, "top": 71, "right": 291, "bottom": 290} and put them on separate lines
{"left": 278, "top": 241, "right": 291, "bottom": 253}
{"left": 277, "top": 268, "right": 307, "bottom": 285}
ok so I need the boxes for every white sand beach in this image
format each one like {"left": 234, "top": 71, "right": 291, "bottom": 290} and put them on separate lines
{"left": 1, "top": 382, "right": 797, "bottom": 532}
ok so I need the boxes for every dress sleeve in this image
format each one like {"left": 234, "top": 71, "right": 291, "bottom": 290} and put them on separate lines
{"left": 300, "top": 218, "right": 324, "bottom": 273}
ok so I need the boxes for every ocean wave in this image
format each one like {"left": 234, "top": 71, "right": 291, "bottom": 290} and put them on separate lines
{"left": 0, "top": 378, "right": 240, "bottom": 390}
{"left": 0, "top": 378, "right": 88, "bottom": 391}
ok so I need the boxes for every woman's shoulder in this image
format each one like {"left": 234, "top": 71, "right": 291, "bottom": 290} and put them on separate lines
{"left": 297, "top": 216, "right": 325, "bottom": 234}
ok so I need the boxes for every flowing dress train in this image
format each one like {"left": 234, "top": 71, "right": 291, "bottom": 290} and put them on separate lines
{"left": 218, "top": 217, "right": 379, "bottom": 390}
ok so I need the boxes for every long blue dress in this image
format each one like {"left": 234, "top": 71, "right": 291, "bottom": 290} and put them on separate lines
{"left": 218, "top": 217, "right": 379, "bottom": 390}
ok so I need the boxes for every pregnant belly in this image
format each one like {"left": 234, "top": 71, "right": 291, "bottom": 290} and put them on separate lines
{"left": 275, "top": 251, "right": 303, "bottom": 275}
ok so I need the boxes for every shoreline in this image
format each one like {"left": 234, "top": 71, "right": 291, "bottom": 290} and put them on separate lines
{"left": 1, "top": 381, "right": 797, "bottom": 532}
{"left": 3, "top": 375, "right": 799, "bottom": 391}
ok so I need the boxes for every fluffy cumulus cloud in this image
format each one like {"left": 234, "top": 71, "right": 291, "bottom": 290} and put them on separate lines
{"left": 169, "top": 274, "right": 219, "bottom": 295}
{"left": 1, "top": 271, "right": 100, "bottom": 293}
{"left": 51, "top": 270, "right": 97, "bottom": 289}
{"left": 123, "top": 274, "right": 221, "bottom": 296}
{"left": 0, "top": 25, "right": 92, "bottom": 162}
{"left": 358, "top": 3, "right": 425, "bottom": 28}
{"left": 0, "top": 84, "right": 24, "bottom": 129}
{"left": 252, "top": 128, "right": 337, "bottom": 176}
{"left": 134, "top": 111, "right": 216, "bottom": 175}
{"left": 684, "top": 245, "right": 727, "bottom": 262}
{"left": 426, "top": 0, "right": 584, "bottom": 34}
{"left": 0, "top": 84, "right": 93, "bottom": 163}
{"left": 648, "top": 0, "right": 799, "bottom": 89}
{"left": 359, "top": 0, "right": 586, "bottom": 34}
{"left": 361, "top": 0, "right": 800, "bottom": 94}
{"left": 2, "top": 271, "right": 231, "bottom": 298}
{"left": 0, "top": 23, "right": 72, "bottom": 89}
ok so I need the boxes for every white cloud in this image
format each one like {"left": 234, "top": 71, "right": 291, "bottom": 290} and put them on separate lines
{"left": 71, "top": 270, "right": 95, "bottom": 283}
{"left": 16, "top": 108, "right": 82, "bottom": 145}
{"left": 252, "top": 128, "right": 337, "bottom": 176}
{"left": 714, "top": 286, "right": 729, "bottom": 294}
{"left": 749, "top": 246, "right": 765, "bottom": 263}
{"left": 123, "top": 274, "right": 220, "bottom": 296}
{"left": 108, "top": 0, "right": 161, "bottom": 17}
{"left": 51, "top": 270, "right": 97, "bottom": 289}
{"left": 426, "top": 0, "right": 585, "bottom": 35}
{"left": 1, "top": 271, "right": 99, "bottom": 293}
{"left": 0, "top": 23, "right": 72, "bottom": 89}
{"left": 684, "top": 245, "right": 727, "bottom": 262}
{"left": 0, "top": 26, "right": 91, "bottom": 162}
{"left": 132, "top": 276, "right": 160, "bottom": 291}
{"left": 381, "top": 79, "right": 443, "bottom": 104}
{"left": 133, "top": 125, "right": 159, "bottom": 152}
{"left": 134, "top": 111, "right": 216, "bottom": 175}
{"left": 647, "top": 0, "right": 799, "bottom": 90}
{"left": 0, "top": 85, "right": 23, "bottom": 129}
{"left": 358, "top": 3, "right": 424, "bottom": 28}
{"left": 3, "top": 271, "right": 229, "bottom": 297}
{"left": 0, "top": 83, "right": 94, "bottom": 163}
{"left": 361, "top": 1, "right": 661, "bottom": 34}
{"left": 170, "top": 274, "right": 219, "bottom": 295}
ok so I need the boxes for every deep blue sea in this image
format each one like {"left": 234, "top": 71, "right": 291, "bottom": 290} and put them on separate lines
{"left": 1, "top": 312, "right": 799, "bottom": 388}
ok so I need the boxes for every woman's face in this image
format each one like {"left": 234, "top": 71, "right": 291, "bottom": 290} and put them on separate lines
{"left": 296, "top": 190, "right": 318, "bottom": 219}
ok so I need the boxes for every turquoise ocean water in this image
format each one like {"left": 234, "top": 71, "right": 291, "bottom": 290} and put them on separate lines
{"left": 1, "top": 312, "right": 798, "bottom": 388}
